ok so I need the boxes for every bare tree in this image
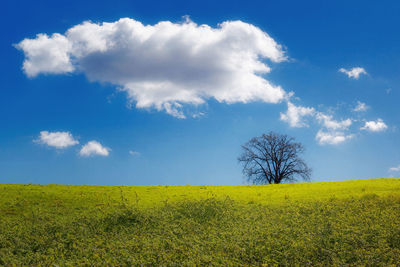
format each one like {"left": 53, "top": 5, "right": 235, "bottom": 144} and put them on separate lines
{"left": 238, "top": 132, "right": 311, "bottom": 184}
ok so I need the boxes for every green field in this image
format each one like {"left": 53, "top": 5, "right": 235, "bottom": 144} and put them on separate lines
{"left": 1, "top": 179, "right": 400, "bottom": 265}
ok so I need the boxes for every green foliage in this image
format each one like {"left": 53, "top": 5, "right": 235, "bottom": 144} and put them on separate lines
{"left": 0, "top": 179, "right": 399, "bottom": 265}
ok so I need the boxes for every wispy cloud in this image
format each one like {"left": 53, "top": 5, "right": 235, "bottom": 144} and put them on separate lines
{"left": 315, "top": 113, "right": 352, "bottom": 131}
{"left": 339, "top": 67, "right": 367, "bottom": 79}
{"left": 281, "top": 96, "right": 388, "bottom": 145}
{"left": 280, "top": 102, "right": 315, "bottom": 127}
{"left": 389, "top": 164, "right": 400, "bottom": 173}
{"left": 280, "top": 101, "right": 354, "bottom": 145}
{"left": 129, "top": 150, "right": 140, "bottom": 156}
{"left": 315, "top": 130, "right": 354, "bottom": 145}
{"left": 315, "top": 113, "right": 353, "bottom": 145}
{"left": 353, "top": 101, "right": 369, "bottom": 112}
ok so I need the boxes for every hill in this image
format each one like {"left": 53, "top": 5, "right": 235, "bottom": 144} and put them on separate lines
{"left": 1, "top": 179, "right": 399, "bottom": 265}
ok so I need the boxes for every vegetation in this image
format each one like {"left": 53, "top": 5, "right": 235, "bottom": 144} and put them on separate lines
{"left": 239, "top": 132, "right": 311, "bottom": 184}
{"left": 0, "top": 179, "right": 399, "bottom": 265}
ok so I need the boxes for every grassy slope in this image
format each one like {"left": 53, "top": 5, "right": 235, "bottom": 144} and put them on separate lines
{"left": 0, "top": 179, "right": 399, "bottom": 265}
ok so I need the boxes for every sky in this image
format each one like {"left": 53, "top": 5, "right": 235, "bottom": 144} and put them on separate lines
{"left": 1, "top": 0, "right": 400, "bottom": 185}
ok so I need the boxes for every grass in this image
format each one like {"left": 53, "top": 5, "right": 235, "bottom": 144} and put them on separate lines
{"left": 0, "top": 179, "right": 399, "bottom": 265}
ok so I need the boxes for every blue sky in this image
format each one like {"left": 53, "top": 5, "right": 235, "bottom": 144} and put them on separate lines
{"left": 1, "top": 0, "right": 400, "bottom": 185}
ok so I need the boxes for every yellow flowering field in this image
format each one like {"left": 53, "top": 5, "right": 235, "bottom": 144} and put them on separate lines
{"left": 1, "top": 179, "right": 399, "bottom": 265}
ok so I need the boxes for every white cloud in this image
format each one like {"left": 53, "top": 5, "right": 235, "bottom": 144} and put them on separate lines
{"left": 353, "top": 101, "right": 369, "bottom": 112}
{"left": 314, "top": 112, "right": 353, "bottom": 145}
{"left": 279, "top": 101, "right": 356, "bottom": 145}
{"left": 280, "top": 102, "right": 315, "bottom": 127}
{"left": 79, "top": 141, "right": 110, "bottom": 157}
{"left": 360, "top": 119, "right": 388, "bottom": 132}
{"left": 16, "top": 17, "right": 288, "bottom": 118}
{"left": 16, "top": 34, "right": 74, "bottom": 77}
{"left": 339, "top": 67, "right": 367, "bottom": 79}
{"left": 315, "top": 130, "right": 354, "bottom": 145}
{"left": 316, "top": 113, "right": 352, "bottom": 130}
{"left": 36, "top": 131, "right": 79, "bottom": 149}
{"left": 129, "top": 150, "right": 140, "bottom": 156}
{"left": 389, "top": 165, "right": 400, "bottom": 172}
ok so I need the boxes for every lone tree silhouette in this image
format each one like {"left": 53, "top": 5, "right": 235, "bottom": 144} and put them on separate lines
{"left": 238, "top": 132, "right": 311, "bottom": 184}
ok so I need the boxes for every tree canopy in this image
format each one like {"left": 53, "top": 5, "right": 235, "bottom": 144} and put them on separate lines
{"left": 238, "top": 132, "right": 311, "bottom": 184}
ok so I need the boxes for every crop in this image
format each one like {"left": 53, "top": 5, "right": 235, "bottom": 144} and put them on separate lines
{"left": 0, "top": 179, "right": 399, "bottom": 265}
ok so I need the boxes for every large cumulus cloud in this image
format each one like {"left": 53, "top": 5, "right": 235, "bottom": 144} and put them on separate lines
{"left": 16, "top": 17, "right": 288, "bottom": 118}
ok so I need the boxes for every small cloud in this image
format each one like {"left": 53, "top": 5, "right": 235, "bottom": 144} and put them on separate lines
{"left": 279, "top": 102, "right": 356, "bottom": 146}
{"left": 339, "top": 67, "right": 367, "bottom": 79}
{"left": 36, "top": 131, "right": 79, "bottom": 149}
{"left": 79, "top": 141, "right": 110, "bottom": 157}
{"left": 316, "top": 113, "right": 352, "bottom": 130}
{"left": 280, "top": 102, "right": 315, "bottom": 128}
{"left": 129, "top": 150, "right": 140, "bottom": 156}
{"left": 386, "top": 88, "right": 392, "bottom": 94}
{"left": 314, "top": 112, "right": 354, "bottom": 145}
{"left": 192, "top": 112, "right": 206, "bottom": 119}
{"left": 315, "top": 130, "right": 354, "bottom": 145}
{"left": 389, "top": 164, "right": 400, "bottom": 173}
{"left": 360, "top": 119, "right": 388, "bottom": 132}
{"left": 353, "top": 101, "right": 369, "bottom": 112}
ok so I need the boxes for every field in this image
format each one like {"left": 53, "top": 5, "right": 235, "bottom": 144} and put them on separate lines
{"left": 1, "top": 179, "right": 400, "bottom": 265}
